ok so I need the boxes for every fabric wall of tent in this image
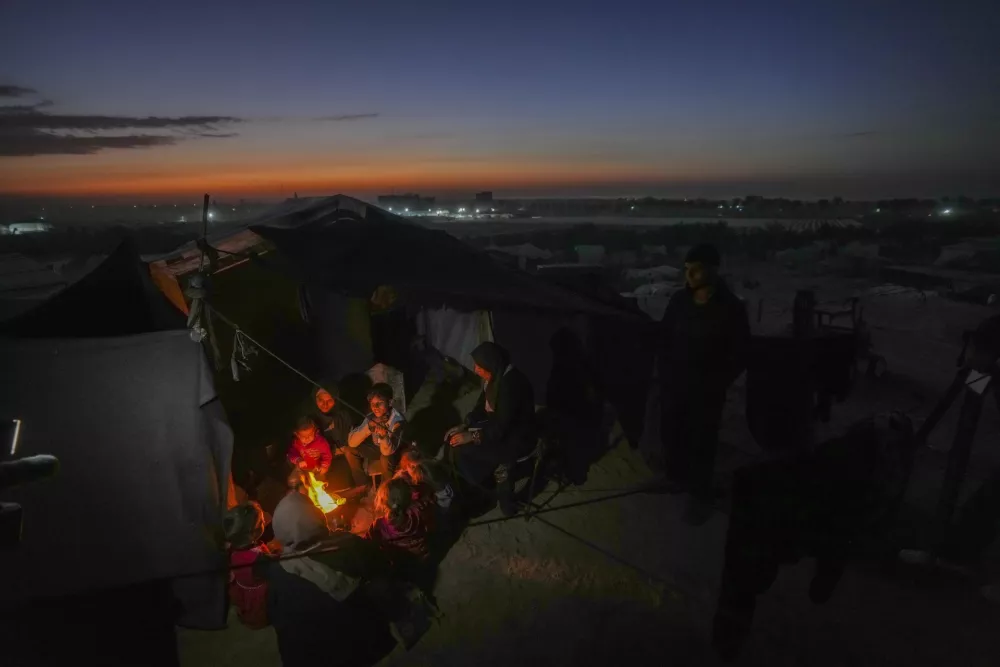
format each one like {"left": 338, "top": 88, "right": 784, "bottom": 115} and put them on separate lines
{"left": 245, "top": 196, "right": 653, "bottom": 437}
{"left": 0, "top": 238, "right": 232, "bottom": 665}
{"left": 148, "top": 195, "right": 654, "bottom": 450}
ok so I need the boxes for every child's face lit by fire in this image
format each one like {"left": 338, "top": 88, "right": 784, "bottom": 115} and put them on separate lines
{"left": 370, "top": 397, "right": 390, "bottom": 420}
{"left": 473, "top": 363, "right": 492, "bottom": 382}
{"left": 296, "top": 425, "right": 317, "bottom": 445}
{"left": 400, "top": 455, "right": 419, "bottom": 480}
{"left": 315, "top": 390, "right": 335, "bottom": 414}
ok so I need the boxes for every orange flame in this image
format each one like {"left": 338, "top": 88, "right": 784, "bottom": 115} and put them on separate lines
{"left": 305, "top": 471, "right": 345, "bottom": 514}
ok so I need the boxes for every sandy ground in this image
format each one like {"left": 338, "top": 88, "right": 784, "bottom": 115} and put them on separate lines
{"left": 178, "top": 261, "right": 1000, "bottom": 667}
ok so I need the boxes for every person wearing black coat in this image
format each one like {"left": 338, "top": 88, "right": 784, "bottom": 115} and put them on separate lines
{"left": 658, "top": 244, "right": 750, "bottom": 525}
{"left": 446, "top": 342, "right": 537, "bottom": 515}
{"left": 265, "top": 492, "right": 394, "bottom": 667}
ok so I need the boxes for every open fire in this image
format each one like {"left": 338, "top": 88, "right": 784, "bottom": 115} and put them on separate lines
{"left": 304, "top": 471, "right": 345, "bottom": 514}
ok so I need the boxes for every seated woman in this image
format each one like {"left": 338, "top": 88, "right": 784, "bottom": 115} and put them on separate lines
{"left": 445, "top": 342, "right": 537, "bottom": 516}
{"left": 223, "top": 502, "right": 272, "bottom": 630}
{"left": 307, "top": 382, "right": 356, "bottom": 452}
{"left": 286, "top": 416, "right": 333, "bottom": 480}
{"left": 266, "top": 492, "right": 394, "bottom": 667}
{"left": 346, "top": 383, "right": 406, "bottom": 487}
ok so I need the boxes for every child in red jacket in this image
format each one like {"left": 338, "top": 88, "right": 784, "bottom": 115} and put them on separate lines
{"left": 286, "top": 417, "right": 333, "bottom": 477}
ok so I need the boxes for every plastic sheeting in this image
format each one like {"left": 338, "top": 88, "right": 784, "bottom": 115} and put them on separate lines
{"left": 417, "top": 307, "right": 493, "bottom": 372}
{"left": 0, "top": 331, "right": 232, "bottom": 628}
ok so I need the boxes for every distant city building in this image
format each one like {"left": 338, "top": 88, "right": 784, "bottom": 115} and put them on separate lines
{"left": 475, "top": 191, "right": 493, "bottom": 202}
{"left": 377, "top": 193, "right": 435, "bottom": 212}
{"left": 3, "top": 220, "right": 54, "bottom": 235}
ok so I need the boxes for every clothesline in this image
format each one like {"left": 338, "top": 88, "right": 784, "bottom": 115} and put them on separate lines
{"left": 205, "top": 303, "right": 368, "bottom": 420}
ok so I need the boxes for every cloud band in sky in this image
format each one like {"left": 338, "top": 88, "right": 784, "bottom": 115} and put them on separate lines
{"left": 0, "top": 84, "right": 244, "bottom": 157}
{"left": 0, "top": 84, "right": 382, "bottom": 157}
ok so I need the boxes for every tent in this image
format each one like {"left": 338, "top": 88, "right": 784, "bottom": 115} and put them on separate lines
{"left": 149, "top": 195, "right": 654, "bottom": 446}
{"left": 245, "top": 198, "right": 652, "bottom": 421}
{"left": 0, "top": 238, "right": 232, "bottom": 666}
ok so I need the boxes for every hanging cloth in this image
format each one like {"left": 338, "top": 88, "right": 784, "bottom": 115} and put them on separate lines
{"left": 229, "top": 330, "right": 258, "bottom": 382}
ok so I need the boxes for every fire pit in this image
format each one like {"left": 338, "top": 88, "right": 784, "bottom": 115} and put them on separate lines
{"left": 302, "top": 471, "right": 346, "bottom": 514}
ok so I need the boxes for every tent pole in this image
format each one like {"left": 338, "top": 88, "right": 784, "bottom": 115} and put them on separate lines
{"left": 201, "top": 193, "right": 210, "bottom": 241}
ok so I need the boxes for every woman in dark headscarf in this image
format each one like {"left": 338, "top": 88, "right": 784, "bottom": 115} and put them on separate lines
{"left": 307, "top": 380, "right": 357, "bottom": 451}
{"left": 445, "top": 342, "right": 537, "bottom": 514}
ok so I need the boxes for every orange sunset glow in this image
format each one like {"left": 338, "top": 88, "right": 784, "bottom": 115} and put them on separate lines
{"left": 2, "top": 155, "right": 712, "bottom": 199}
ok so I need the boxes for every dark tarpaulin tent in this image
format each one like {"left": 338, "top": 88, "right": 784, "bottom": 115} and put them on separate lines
{"left": 245, "top": 196, "right": 655, "bottom": 442}
{"left": 248, "top": 198, "right": 639, "bottom": 318}
{"left": 0, "top": 238, "right": 232, "bottom": 667}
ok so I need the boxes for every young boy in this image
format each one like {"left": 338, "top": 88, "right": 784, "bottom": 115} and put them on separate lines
{"left": 346, "top": 383, "right": 406, "bottom": 486}
{"left": 286, "top": 416, "right": 333, "bottom": 478}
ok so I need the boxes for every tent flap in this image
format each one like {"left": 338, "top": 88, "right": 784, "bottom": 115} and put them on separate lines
{"left": 418, "top": 307, "right": 493, "bottom": 371}
{"left": 0, "top": 331, "right": 232, "bottom": 624}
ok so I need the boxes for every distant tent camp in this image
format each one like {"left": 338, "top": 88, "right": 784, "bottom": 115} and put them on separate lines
{"left": 0, "top": 238, "right": 232, "bottom": 666}
{"left": 781, "top": 219, "right": 862, "bottom": 233}
{"left": 0, "top": 253, "right": 70, "bottom": 321}
{"left": 2, "top": 237, "right": 185, "bottom": 337}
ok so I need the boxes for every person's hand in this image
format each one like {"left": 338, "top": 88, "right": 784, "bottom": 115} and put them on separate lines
{"left": 449, "top": 431, "right": 475, "bottom": 447}
{"left": 297, "top": 460, "right": 309, "bottom": 470}
{"left": 444, "top": 426, "right": 464, "bottom": 442}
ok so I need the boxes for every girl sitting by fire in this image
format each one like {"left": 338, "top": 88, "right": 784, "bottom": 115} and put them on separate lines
{"left": 396, "top": 448, "right": 455, "bottom": 520}
{"left": 368, "top": 476, "right": 436, "bottom": 570}
{"left": 224, "top": 502, "right": 273, "bottom": 630}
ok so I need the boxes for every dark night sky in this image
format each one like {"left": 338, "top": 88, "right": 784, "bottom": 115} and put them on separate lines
{"left": 1, "top": 0, "right": 998, "bottom": 199}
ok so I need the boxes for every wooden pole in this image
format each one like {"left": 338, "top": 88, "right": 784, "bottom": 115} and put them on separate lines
{"left": 201, "top": 193, "right": 210, "bottom": 240}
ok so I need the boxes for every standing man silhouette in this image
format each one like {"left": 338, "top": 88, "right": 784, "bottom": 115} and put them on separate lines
{"left": 659, "top": 243, "right": 750, "bottom": 525}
